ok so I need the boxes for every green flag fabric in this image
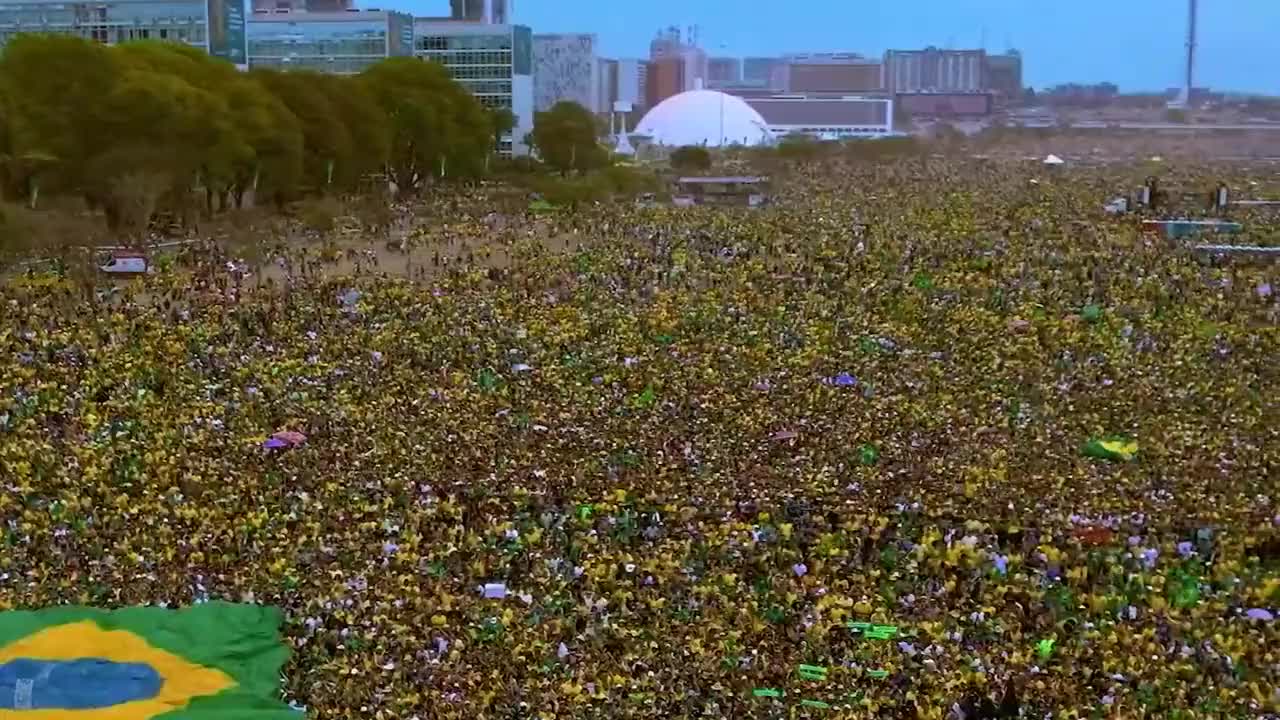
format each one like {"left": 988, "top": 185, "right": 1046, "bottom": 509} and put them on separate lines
{"left": 0, "top": 602, "right": 295, "bottom": 719}
{"left": 1081, "top": 436, "right": 1139, "bottom": 462}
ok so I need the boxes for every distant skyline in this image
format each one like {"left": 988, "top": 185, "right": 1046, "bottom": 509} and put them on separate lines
{"left": 379, "top": 0, "right": 1279, "bottom": 95}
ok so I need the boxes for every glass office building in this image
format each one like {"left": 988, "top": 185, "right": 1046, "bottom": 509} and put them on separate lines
{"left": 247, "top": 9, "right": 412, "bottom": 75}
{"left": 0, "top": 0, "right": 246, "bottom": 63}
{"left": 414, "top": 20, "right": 533, "bottom": 156}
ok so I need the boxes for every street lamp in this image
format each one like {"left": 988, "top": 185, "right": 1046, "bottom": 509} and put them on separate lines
{"left": 717, "top": 42, "right": 727, "bottom": 147}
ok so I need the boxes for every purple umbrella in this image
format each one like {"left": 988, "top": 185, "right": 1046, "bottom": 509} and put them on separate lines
{"left": 830, "top": 372, "right": 858, "bottom": 387}
{"left": 263, "top": 438, "right": 288, "bottom": 449}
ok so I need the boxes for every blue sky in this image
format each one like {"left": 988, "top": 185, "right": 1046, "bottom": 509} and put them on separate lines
{"left": 398, "top": 1, "right": 1279, "bottom": 94}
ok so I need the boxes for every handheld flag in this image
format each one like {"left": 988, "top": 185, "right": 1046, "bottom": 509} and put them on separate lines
{"left": 752, "top": 688, "right": 782, "bottom": 698}
{"left": 1081, "top": 436, "right": 1138, "bottom": 462}
{"left": 847, "top": 621, "right": 897, "bottom": 639}
{"left": 1036, "top": 637, "right": 1056, "bottom": 661}
{"left": 632, "top": 384, "right": 657, "bottom": 409}
{"left": 797, "top": 664, "right": 828, "bottom": 682}
{"left": 0, "top": 602, "right": 295, "bottom": 719}
{"left": 858, "top": 444, "right": 880, "bottom": 466}
{"left": 865, "top": 624, "right": 898, "bottom": 640}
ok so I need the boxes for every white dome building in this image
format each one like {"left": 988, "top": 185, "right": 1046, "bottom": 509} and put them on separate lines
{"left": 635, "top": 90, "right": 773, "bottom": 148}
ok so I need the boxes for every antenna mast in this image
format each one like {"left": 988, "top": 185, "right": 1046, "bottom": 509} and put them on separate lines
{"left": 1183, "top": 0, "right": 1197, "bottom": 106}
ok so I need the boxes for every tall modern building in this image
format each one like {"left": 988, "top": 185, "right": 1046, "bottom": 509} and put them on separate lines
{"left": 645, "top": 26, "right": 705, "bottom": 106}
{"left": 0, "top": 0, "right": 246, "bottom": 63}
{"left": 415, "top": 19, "right": 533, "bottom": 156}
{"left": 775, "top": 53, "right": 881, "bottom": 94}
{"left": 645, "top": 56, "right": 681, "bottom": 108}
{"left": 615, "top": 58, "right": 647, "bottom": 109}
{"left": 449, "top": 0, "right": 507, "bottom": 23}
{"left": 985, "top": 50, "right": 1023, "bottom": 101}
{"left": 247, "top": 9, "right": 413, "bottom": 74}
{"left": 532, "top": 33, "right": 599, "bottom": 113}
{"left": 707, "top": 56, "right": 741, "bottom": 88}
{"left": 596, "top": 57, "right": 617, "bottom": 113}
{"left": 742, "top": 57, "right": 779, "bottom": 88}
{"left": 883, "top": 48, "right": 986, "bottom": 93}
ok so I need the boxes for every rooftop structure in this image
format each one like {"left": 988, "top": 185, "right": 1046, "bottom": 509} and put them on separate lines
{"left": 634, "top": 89, "right": 772, "bottom": 147}
{"left": 449, "top": 0, "right": 508, "bottom": 23}
{"left": 673, "top": 176, "right": 770, "bottom": 208}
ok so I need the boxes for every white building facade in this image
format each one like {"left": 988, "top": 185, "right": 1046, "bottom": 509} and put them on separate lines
{"left": 616, "top": 58, "right": 647, "bottom": 108}
{"left": 532, "top": 32, "right": 600, "bottom": 113}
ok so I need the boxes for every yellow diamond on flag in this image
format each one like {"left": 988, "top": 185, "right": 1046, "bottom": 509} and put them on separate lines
{"left": 0, "top": 621, "right": 233, "bottom": 720}
{"left": 0, "top": 603, "right": 292, "bottom": 720}
{"left": 1097, "top": 439, "right": 1139, "bottom": 461}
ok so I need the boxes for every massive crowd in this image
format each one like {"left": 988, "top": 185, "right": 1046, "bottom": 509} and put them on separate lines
{"left": 0, "top": 157, "right": 1277, "bottom": 719}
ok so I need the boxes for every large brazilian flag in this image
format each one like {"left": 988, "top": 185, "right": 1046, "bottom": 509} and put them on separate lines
{"left": 0, "top": 602, "right": 297, "bottom": 719}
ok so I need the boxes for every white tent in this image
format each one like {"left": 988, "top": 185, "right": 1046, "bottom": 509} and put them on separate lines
{"left": 1043, "top": 154, "right": 1065, "bottom": 166}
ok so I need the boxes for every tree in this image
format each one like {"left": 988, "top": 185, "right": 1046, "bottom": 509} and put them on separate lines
{"left": 359, "top": 58, "right": 490, "bottom": 196}
{"left": 776, "top": 133, "right": 824, "bottom": 163}
{"left": 313, "top": 74, "right": 390, "bottom": 190}
{"left": 530, "top": 101, "right": 606, "bottom": 175}
{"left": 252, "top": 69, "right": 353, "bottom": 193}
{"left": 86, "top": 66, "right": 240, "bottom": 240}
{"left": 112, "top": 43, "right": 252, "bottom": 219}
{"left": 669, "top": 145, "right": 712, "bottom": 173}
{"left": 222, "top": 78, "right": 303, "bottom": 209}
{"left": 113, "top": 42, "right": 297, "bottom": 213}
{"left": 487, "top": 107, "right": 517, "bottom": 154}
{"left": 0, "top": 35, "right": 122, "bottom": 196}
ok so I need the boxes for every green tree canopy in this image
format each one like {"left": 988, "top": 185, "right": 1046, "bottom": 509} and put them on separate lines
{"left": 313, "top": 74, "right": 389, "bottom": 190}
{"left": 359, "top": 58, "right": 490, "bottom": 194}
{"left": 487, "top": 107, "right": 517, "bottom": 152}
{"left": 530, "top": 101, "right": 606, "bottom": 175}
{"left": 669, "top": 145, "right": 712, "bottom": 173}
{"left": 251, "top": 69, "right": 353, "bottom": 193}
{"left": 0, "top": 35, "right": 122, "bottom": 195}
